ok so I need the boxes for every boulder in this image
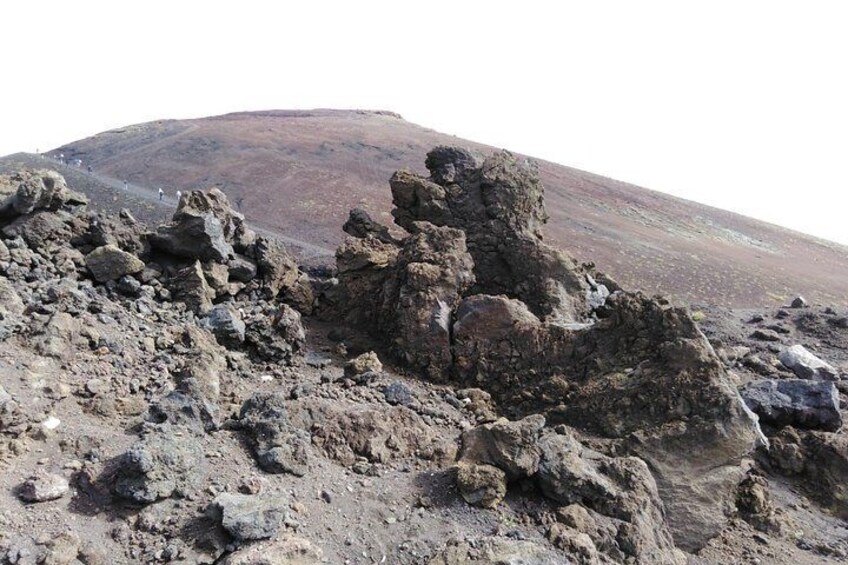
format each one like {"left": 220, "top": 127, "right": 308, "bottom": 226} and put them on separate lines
{"left": 208, "top": 492, "right": 289, "bottom": 541}
{"left": 148, "top": 391, "right": 216, "bottom": 434}
{"left": 253, "top": 236, "right": 300, "bottom": 298}
{"left": 286, "top": 398, "right": 446, "bottom": 467}
{"left": 742, "top": 379, "right": 841, "bottom": 431}
{"left": 751, "top": 328, "right": 782, "bottom": 342}
{"left": 202, "top": 304, "right": 246, "bottom": 347}
{"left": 458, "top": 415, "right": 545, "bottom": 481}
{"left": 203, "top": 261, "right": 232, "bottom": 296}
{"left": 331, "top": 222, "right": 475, "bottom": 379}
{"left": 228, "top": 255, "right": 258, "bottom": 282}
{"left": 343, "top": 208, "right": 398, "bottom": 244}
{"left": 173, "top": 326, "right": 226, "bottom": 419}
{"left": 244, "top": 304, "right": 305, "bottom": 363}
{"left": 153, "top": 211, "right": 232, "bottom": 262}
{"left": 383, "top": 382, "right": 415, "bottom": 407}
{"left": 170, "top": 261, "right": 214, "bottom": 315}
{"left": 151, "top": 188, "right": 252, "bottom": 261}
{"left": 768, "top": 428, "right": 848, "bottom": 518}
{"left": 779, "top": 344, "right": 839, "bottom": 381}
{"left": 85, "top": 244, "right": 144, "bottom": 282}
{"left": 0, "top": 169, "right": 86, "bottom": 220}
{"left": 76, "top": 210, "right": 146, "bottom": 256}
{"left": 344, "top": 351, "right": 383, "bottom": 381}
{"left": 34, "top": 312, "right": 80, "bottom": 358}
{"left": 2, "top": 209, "right": 75, "bottom": 252}
{"left": 112, "top": 428, "right": 206, "bottom": 504}
{"left": 455, "top": 462, "right": 507, "bottom": 508}
{"left": 328, "top": 235, "right": 398, "bottom": 330}
{"left": 390, "top": 148, "right": 591, "bottom": 322}
{"left": 537, "top": 429, "right": 685, "bottom": 564}
{"left": 239, "top": 393, "right": 311, "bottom": 476}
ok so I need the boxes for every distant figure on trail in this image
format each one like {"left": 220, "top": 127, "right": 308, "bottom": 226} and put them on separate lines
{"left": 123, "top": 180, "right": 128, "bottom": 191}
{"left": 158, "top": 187, "right": 164, "bottom": 201}
{"left": 87, "top": 165, "right": 92, "bottom": 173}
{"left": 175, "top": 190, "right": 182, "bottom": 203}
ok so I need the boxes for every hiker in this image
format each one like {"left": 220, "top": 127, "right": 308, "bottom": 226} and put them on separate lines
{"left": 175, "top": 190, "right": 182, "bottom": 202}
{"left": 87, "top": 165, "right": 92, "bottom": 173}
{"left": 158, "top": 187, "right": 164, "bottom": 201}
{"left": 123, "top": 180, "right": 128, "bottom": 191}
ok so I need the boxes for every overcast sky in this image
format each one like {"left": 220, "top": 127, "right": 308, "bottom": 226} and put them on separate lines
{"left": 2, "top": 1, "right": 847, "bottom": 244}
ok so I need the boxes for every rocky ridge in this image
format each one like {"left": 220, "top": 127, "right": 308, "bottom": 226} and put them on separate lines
{"left": 0, "top": 156, "right": 845, "bottom": 564}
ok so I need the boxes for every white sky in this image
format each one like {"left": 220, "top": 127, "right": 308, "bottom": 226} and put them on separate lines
{"left": 2, "top": 1, "right": 847, "bottom": 245}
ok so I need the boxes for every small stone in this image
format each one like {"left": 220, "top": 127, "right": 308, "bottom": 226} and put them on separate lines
{"left": 383, "top": 382, "right": 414, "bottom": 406}
{"left": 239, "top": 477, "right": 262, "bottom": 495}
{"left": 208, "top": 492, "right": 289, "bottom": 541}
{"left": 751, "top": 329, "right": 781, "bottom": 342}
{"left": 304, "top": 352, "right": 332, "bottom": 368}
{"left": 85, "top": 245, "right": 145, "bottom": 283}
{"left": 456, "top": 462, "right": 507, "bottom": 508}
{"left": 320, "top": 490, "right": 333, "bottom": 504}
{"left": 17, "top": 470, "right": 69, "bottom": 502}
{"left": 790, "top": 296, "right": 808, "bottom": 308}
{"left": 42, "top": 416, "right": 61, "bottom": 430}
{"left": 85, "top": 378, "right": 104, "bottom": 396}
{"left": 344, "top": 351, "right": 383, "bottom": 379}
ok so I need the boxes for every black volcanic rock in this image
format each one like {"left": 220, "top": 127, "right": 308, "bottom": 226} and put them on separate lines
{"left": 742, "top": 379, "right": 842, "bottom": 431}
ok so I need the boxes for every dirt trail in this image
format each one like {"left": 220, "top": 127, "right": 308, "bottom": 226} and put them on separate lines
{"left": 19, "top": 154, "right": 336, "bottom": 260}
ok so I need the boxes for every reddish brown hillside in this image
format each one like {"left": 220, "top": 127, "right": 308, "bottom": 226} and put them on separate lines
{"left": 51, "top": 109, "right": 848, "bottom": 308}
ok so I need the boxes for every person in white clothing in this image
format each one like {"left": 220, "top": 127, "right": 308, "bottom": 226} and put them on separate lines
{"left": 158, "top": 187, "right": 164, "bottom": 201}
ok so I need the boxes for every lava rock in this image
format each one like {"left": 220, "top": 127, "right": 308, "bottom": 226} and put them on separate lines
{"left": 791, "top": 296, "right": 808, "bottom": 308}
{"left": 151, "top": 191, "right": 236, "bottom": 262}
{"left": 751, "top": 329, "right": 782, "bottom": 342}
{"left": 227, "top": 255, "right": 258, "bottom": 282}
{"left": 208, "top": 492, "right": 289, "bottom": 541}
{"left": 239, "top": 393, "right": 311, "bottom": 476}
{"left": 456, "top": 462, "right": 507, "bottom": 508}
{"left": 253, "top": 236, "right": 299, "bottom": 298}
{"left": 537, "top": 429, "right": 685, "bottom": 564}
{"left": 343, "top": 208, "right": 398, "bottom": 244}
{"left": 344, "top": 351, "right": 383, "bottom": 379}
{"left": 742, "top": 379, "right": 841, "bottom": 431}
{"left": 17, "top": 471, "right": 69, "bottom": 502}
{"left": 779, "top": 344, "right": 839, "bottom": 381}
{"left": 219, "top": 535, "right": 323, "bottom": 564}
{"left": 112, "top": 428, "right": 206, "bottom": 504}
{"left": 170, "top": 260, "right": 215, "bottom": 315}
{"left": 458, "top": 415, "right": 545, "bottom": 481}
{"left": 85, "top": 244, "right": 144, "bottom": 283}
{"left": 202, "top": 303, "right": 246, "bottom": 347}
{"left": 244, "top": 304, "right": 305, "bottom": 363}
{"left": 383, "top": 382, "right": 414, "bottom": 406}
